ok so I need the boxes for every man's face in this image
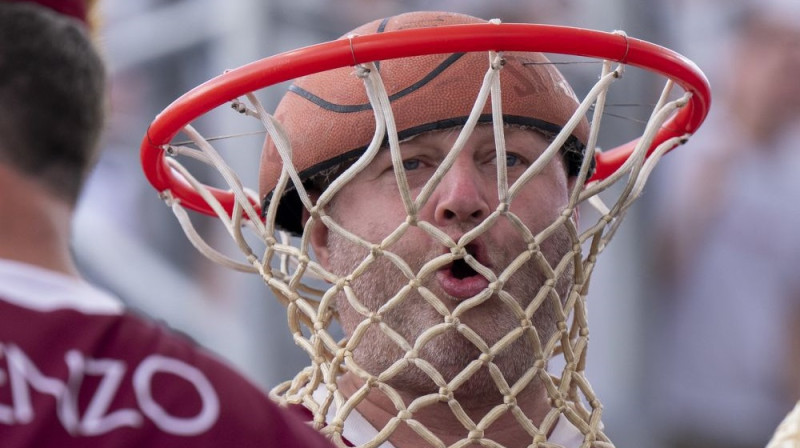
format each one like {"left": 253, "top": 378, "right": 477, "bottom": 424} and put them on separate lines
{"left": 310, "top": 125, "right": 576, "bottom": 398}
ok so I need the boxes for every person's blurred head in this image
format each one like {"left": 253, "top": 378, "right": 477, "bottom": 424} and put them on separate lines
{"left": 0, "top": 2, "right": 106, "bottom": 204}
{"left": 726, "top": 0, "right": 800, "bottom": 140}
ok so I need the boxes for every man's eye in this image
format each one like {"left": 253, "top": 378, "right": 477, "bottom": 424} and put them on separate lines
{"left": 505, "top": 154, "right": 522, "bottom": 167}
{"left": 402, "top": 159, "right": 421, "bottom": 170}
{"left": 489, "top": 152, "right": 526, "bottom": 168}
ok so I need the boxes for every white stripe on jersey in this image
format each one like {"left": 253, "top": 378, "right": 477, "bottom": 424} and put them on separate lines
{"left": 0, "top": 258, "right": 123, "bottom": 314}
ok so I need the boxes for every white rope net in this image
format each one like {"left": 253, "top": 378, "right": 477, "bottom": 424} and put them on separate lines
{"left": 768, "top": 402, "right": 800, "bottom": 448}
{"left": 158, "top": 49, "right": 692, "bottom": 448}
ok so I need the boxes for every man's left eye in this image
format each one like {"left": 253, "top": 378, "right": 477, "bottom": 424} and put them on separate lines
{"left": 505, "top": 154, "right": 522, "bottom": 167}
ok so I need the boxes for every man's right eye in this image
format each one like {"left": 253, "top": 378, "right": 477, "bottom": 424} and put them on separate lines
{"left": 402, "top": 159, "right": 421, "bottom": 170}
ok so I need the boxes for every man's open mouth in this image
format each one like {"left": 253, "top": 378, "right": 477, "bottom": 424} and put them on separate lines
{"left": 450, "top": 258, "right": 478, "bottom": 279}
{"left": 436, "top": 242, "right": 490, "bottom": 299}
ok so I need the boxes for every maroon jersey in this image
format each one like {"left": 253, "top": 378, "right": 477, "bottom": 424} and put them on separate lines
{"left": 0, "top": 259, "right": 332, "bottom": 448}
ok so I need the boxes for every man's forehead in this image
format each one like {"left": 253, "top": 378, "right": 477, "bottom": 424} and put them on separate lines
{"left": 390, "top": 124, "right": 548, "bottom": 149}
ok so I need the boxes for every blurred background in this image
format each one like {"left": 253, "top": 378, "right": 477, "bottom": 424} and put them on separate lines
{"left": 73, "top": 1, "right": 800, "bottom": 447}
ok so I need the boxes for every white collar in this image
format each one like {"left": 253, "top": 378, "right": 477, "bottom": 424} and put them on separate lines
{"left": 311, "top": 383, "right": 586, "bottom": 448}
{"left": 0, "top": 258, "right": 123, "bottom": 315}
{"left": 548, "top": 413, "right": 587, "bottom": 447}
{"left": 312, "top": 384, "right": 396, "bottom": 448}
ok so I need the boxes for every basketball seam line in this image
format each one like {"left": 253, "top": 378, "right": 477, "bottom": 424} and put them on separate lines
{"left": 286, "top": 53, "right": 466, "bottom": 114}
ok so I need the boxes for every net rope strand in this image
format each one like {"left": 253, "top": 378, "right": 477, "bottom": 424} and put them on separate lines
{"left": 767, "top": 401, "right": 800, "bottom": 448}
{"left": 156, "top": 48, "right": 695, "bottom": 447}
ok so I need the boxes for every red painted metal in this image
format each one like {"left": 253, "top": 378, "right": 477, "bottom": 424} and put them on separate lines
{"left": 141, "top": 23, "right": 711, "bottom": 218}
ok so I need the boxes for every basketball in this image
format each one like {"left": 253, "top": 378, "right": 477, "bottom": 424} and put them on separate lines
{"left": 258, "top": 11, "right": 590, "bottom": 234}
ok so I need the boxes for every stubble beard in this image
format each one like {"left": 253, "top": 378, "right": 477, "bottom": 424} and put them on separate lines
{"left": 327, "top": 224, "right": 574, "bottom": 404}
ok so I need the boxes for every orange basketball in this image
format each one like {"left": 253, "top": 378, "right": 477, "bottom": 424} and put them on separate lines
{"left": 259, "top": 11, "right": 590, "bottom": 234}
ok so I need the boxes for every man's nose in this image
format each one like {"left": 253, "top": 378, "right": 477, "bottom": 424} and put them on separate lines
{"left": 430, "top": 159, "right": 492, "bottom": 226}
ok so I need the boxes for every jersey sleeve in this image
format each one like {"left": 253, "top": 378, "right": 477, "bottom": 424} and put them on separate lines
{"left": 0, "top": 299, "right": 333, "bottom": 447}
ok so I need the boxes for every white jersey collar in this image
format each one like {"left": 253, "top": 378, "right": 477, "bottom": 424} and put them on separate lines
{"left": 0, "top": 258, "right": 123, "bottom": 315}
{"left": 311, "top": 383, "right": 586, "bottom": 448}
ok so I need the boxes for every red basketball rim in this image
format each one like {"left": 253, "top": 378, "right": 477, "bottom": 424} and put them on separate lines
{"left": 140, "top": 23, "right": 711, "bottom": 218}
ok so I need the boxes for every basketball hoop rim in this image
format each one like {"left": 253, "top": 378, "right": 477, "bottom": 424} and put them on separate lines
{"left": 140, "top": 23, "right": 711, "bottom": 218}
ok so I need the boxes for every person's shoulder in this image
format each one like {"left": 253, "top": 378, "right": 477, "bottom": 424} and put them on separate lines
{"left": 107, "top": 312, "right": 335, "bottom": 446}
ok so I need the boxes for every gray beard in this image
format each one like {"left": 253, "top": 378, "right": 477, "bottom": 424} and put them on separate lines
{"left": 326, "top": 224, "right": 574, "bottom": 403}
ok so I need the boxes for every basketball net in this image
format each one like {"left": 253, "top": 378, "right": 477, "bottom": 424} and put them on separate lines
{"left": 768, "top": 402, "right": 800, "bottom": 448}
{"left": 142, "top": 24, "right": 710, "bottom": 448}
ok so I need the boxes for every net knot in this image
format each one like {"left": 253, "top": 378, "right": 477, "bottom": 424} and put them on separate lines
{"left": 478, "top": 353, "right": 493, "bottom": 364}
{"left": 438, "top": 387, "right": 453, "bottom": 401}
{"left": 284, "top": 291, "right": 300, "bottom": 304}
{"left": 452, "top": 246, "right": 467, "bottom": 258}
{"left": 503, "top": 395, "right": 517, "bottom": 407}
{"left": 327, "top": 420, "right": 344, "bottom": 435}
{"left": 404, "top": 350, "right": 419, "bottom": 360}
{"left": 368, "top": 312, "right": 382, "bottom": 324}
{"left": 496, "top": 202, "right": 510, "bottom": 214}
{"left": 490, "top": 53, "right": 505, "bottom": 70}
{"left": 489, "top": 280, "right": 505, "bottom": 292}
{"left": 397, "top": 410, "right": 412, "bottom": 421}
{"left": 370, "top": 244, "right": 383, "bottom": 258}
{"left": 468, "top": 429, "right": 485, "bottom": 440}
{"left": 334, "top": 277, "right": 349, "bottom": 290}
{"left": 354, "top": 64, "right": 371, "bottom": 79}
{"left": 444, "top": 315, "right": 460, "bottom": 327}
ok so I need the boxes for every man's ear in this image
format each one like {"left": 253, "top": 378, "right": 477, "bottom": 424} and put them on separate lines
{"left": 304, "top": 198, "right": 331, "bottom": 269}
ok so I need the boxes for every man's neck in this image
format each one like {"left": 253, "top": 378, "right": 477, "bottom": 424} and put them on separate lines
{"left": 0, "top": 165, "right": 79, "bottom": 277}
{"left": 337, "top": 371, "right": 552, "bottom": 447}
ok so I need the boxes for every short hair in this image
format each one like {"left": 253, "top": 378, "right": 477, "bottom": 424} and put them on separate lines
{"left": 0, "top": 2, "right": 106, "bottom": 203}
